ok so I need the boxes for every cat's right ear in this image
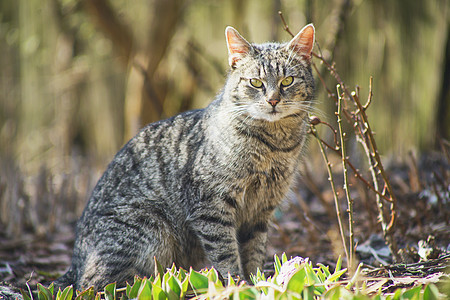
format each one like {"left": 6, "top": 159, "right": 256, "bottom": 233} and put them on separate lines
{"left": 286, "top": 24, "right": 315, "bottom": 62}
{"left": 225, "top": 26, "right": 252, "bottom": 68}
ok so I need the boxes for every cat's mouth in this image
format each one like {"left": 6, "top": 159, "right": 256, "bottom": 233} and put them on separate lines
{"left": 261, "top": 107, "right": 285, "bottom": 122}
{"left": 269, "top": 107, "right": 280, "bottom": 115}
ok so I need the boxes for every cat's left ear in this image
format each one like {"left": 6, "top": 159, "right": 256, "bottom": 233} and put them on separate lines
{"left": 226, "top": 26, "right": 252, "bottom": 68}
{"left": 286, "top": 24, "right": 315, "bottom": 61}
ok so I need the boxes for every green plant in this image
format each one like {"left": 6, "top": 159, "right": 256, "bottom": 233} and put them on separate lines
{"left": 19, "top": 255, "right": 442, "bottom": 299}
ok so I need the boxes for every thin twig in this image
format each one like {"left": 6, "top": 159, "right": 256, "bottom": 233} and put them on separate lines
{"left": 278, "top": 11, "right": 294, "bottom": 37}
{"left": 310, "top": 122, "right": 393, "bottom": 203}
{"left": 310, "top": 124, "right": 350, "bottom": 267}
{"left": 352, "top": 85, "right": 400, "bottom": 262}
{"left": 363, "top": 76, "right": 373, "bottom": 110}
{"left": 337, "top": 85, "right": 355, "bottom": 273}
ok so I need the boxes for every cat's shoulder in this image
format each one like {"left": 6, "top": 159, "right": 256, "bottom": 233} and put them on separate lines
{"left": 120, "top": 108, "right": 207, "bottom": 151}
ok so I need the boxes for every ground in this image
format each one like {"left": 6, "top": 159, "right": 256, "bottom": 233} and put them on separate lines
{"left": 0, "top": 150, "right": 449, "bottom": 295}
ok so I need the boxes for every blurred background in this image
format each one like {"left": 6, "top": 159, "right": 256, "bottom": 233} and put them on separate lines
{"left": 0, "top": 0, "right": 449, "bottom": 282}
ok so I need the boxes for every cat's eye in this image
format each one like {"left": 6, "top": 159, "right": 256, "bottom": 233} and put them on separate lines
{"left": 281, "top": 76, "right": 294, "bottom": 87}
{"left": 250, "top": 78, "right": 263, "bottom": 88}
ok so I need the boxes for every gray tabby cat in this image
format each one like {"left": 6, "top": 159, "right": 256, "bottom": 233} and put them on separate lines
{"left": 56, "top": 23, "right": 315, "bottom": 291}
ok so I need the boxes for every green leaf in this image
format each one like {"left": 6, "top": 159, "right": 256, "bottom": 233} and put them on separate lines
{"left": 251, "top": 267, "right": 266, "bottom": 285}
{"left": 323, "top": 285, "right": 353, "bottom": 300}
{"left": 189, "top": 269, "right": 209, "bottom": 292}
{"left": 20, "top": 288, "right": 32, "bottom": 300}
{"left": 228, "top": 273, "right": 236, "bottom": 287}
{"left": 234, "top": 287, "right": 258, "bottom": 300}
{"left": 104, "top": 282, "right": 116, "bottom": 300}
{"left": 207, "top": 267, "right": 220, "bottom": 284}
{"left": 402, "top": 285, "right": 422, "bottom": 300}
{"left": 57, "top": 286, "right": 74, "bottom": 300}
{"left": 305, "top": 263, "right": 322, "bottom": 284}
{"left": 180, "top": 277, "right": 190, "bottom": 298}
{"left": 163, "top": 270, "right": 170, "bottom": 286}
{"left": 317, "top": 263, "right": 331, "bottom": 278}
{"left": 177, "top": 268, "right": 187, "bottom": 282}
{"left": 170, "top": 263, "right": 177, "bottom": 274}
{"left": 335, "top": 255, "right": 342, "bottom": 273}
{"left": 127, "top": 276, "right": 142, "bottom": 299}
{"left": 38, "top": 291, "right": 47, "bottom": 300}
{"left": 137, "top": 278, "right": 152, "bottom": 300}
{"left": 125, "top": 282, "right": 131, "bottom": 298}
{"left": 37, "top": 282, "right": 53, "bottom": 300}
{"left": 392, "top": 288, "right": 403, "bottom": 300}
{"left": 302, "top": 286, "right": 316, "bottom": 300}
{"left": 48, "top": 282, "right": 55, "bottom": 295}
{"left": 423, "top": 284, "right": 440, "bottom": 300}
{"left": 304, "top": 264, "right": 326, "bottom": 295}
{"left": 327, "top": 268, "right": 347, "bottom": 282}
{"left": 154, "top": 273, "right": 162, "bottom": 286}
{"left": 75, "top": 287, "right": 95, "bottom": 300}
{"left": 151, "top": 281, "right": 167, "bottom": 300}
{"left": 274, "top": 254, "right": 282, "bottom": 276}
{"left": 154, "top": 256, "right": 165, "bottom": 280}
{"left": 166, "top": 275, "right": 182, "bottom": 300}
{"left": 281, "top": 253, "right": 288, "bottom": 264}
{"left": 315, "top": 268, "right": 327, "bottom": 282}
{"left": 286, "top": 267, "right": 306, "bottom": 293}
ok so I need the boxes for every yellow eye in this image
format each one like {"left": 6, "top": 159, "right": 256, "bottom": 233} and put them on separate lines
{"left": 281, "top": 76, "right": 294, "bottom": 87}
{"left": 250, "top": 78, "right": 263, "bottom": 88}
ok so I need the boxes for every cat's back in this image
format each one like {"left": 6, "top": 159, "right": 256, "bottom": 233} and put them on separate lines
{"left": 79, "top": 108, "right": 207, "bottom": 221}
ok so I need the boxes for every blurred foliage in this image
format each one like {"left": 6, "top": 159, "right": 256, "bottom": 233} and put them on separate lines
{"left": 0, "top": 0, "right": 448, "bottom": 175}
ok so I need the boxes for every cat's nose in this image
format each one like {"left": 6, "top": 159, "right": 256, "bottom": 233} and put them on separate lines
{"left": 267, "top": 98, "right": 280, "bottom": 107}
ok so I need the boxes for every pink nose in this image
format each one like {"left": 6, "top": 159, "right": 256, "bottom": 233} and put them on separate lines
{"left": 267, "top": 98, "right": 280, "bottom": 107}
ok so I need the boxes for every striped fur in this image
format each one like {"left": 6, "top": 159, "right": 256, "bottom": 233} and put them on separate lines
{"left": 56, "top": 24, "right": 315, "bottom": 291}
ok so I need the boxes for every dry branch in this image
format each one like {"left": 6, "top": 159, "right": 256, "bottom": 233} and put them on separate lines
{"left": 337, "top": 85, "right": 356, "bottom": 272}
{"left": 279, "top": 10, "right": 401, "bottom": 265}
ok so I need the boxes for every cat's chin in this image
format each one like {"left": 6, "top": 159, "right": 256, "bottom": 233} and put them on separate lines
{"left": 245, "top": 107, "right": 288, "bottom": 122}
{"left": 254, "top": 112, "right": 292, "bottom": 122}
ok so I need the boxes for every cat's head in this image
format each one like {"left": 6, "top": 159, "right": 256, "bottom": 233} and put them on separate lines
{"left": 224, "top": 24, "right": 315, "bottom": 122}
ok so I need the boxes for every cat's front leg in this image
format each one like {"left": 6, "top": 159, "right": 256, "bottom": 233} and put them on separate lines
{"left": 238, "top": 222, "right": 269, "bottom": 279}
{"left": 189, "top": 210, "right": 244, "bottom": 278}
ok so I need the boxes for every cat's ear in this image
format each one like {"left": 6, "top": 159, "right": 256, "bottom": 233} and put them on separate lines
{"left": 225, "top": 26, "right": 252, "bottom": 68}
{"left": 286, "top": 24, "right": 315, "bottom": 61}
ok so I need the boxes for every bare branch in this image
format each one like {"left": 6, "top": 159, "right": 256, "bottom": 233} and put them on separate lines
{"left": 278, "top": 11, "right": 295, "bottom": 38}
{"left": 337, "top": 85, "right": 356, "bottom": 272}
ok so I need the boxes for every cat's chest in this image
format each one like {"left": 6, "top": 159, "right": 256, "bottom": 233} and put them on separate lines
{"left": 228, "top": 159, "right": 297, "bottom": 221}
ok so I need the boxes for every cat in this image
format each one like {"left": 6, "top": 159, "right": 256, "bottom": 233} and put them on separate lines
{"left": 56, "top": 23, "right": 315, "bottom": 291}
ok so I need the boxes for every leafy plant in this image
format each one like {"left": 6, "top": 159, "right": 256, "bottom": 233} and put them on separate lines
{"left": 19, "top": 255, "right": 442, "bottom": 299}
